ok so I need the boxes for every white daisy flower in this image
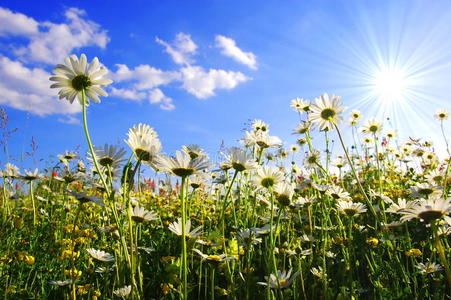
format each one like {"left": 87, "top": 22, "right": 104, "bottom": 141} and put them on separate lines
{"left": 222, "top": 147, "right": 258, "bottom": 172}
{"left": 192, "top": 249, "right": 236, "bottom": 264}
{"left": 125, "top": 123, "right": 162, "bottom": 164}
{"left": 434, "top": 109, "right": 448, "bottom": 120}
{"left": 156, "top": 150, "right": 210, "bottom": 178}
{"left": 360, "top": 118, "right": 383, "bottom": 135}
{"left": 113, "top": 285, "right": 131, "bottom": 297}
{"left": 254, "top": 166, "right": 285, "bottom": 189}
{"left": 168, "top": 218, "right": 203, "bottom": 238}
{"left": 308, "top": 93, "right": 345, "bottom": 131}
{"left": 86, "top": 248, "right": 114, "bottom": 262}
{"left": 131, "top": 206, "right": 158, "bottom": 223}
{"left": 257, "top": 268, "right": 299, "bottom": 289}
{"left": 337, "top": 200, "right": 367, "bottom": 217}
{"left": 50, "top": 54, "right": 112, "bottom": 105}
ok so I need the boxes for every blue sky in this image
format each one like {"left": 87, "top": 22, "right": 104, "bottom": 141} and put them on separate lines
{"left": 1, "top": 0, "right": 450, "bottom": 169}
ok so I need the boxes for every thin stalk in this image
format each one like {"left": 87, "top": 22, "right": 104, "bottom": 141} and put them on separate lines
{"left": 334, "top": 123, "right": 378, "bottom": 225}
{"left": 29, "top": 181, "right": 36, "bottom": 226}
{"left": 81, "top": 89, "right": 110, "bottom": 196}
{"left": 180, "top": 176, "right": 188, "bottom": 300}
{"left": 440, "top": 120, "right": 450, "bottom": 156}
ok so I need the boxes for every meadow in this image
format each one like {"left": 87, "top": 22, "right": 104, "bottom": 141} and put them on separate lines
{"left": 0, "top": 54, "right": 450, "bottom": 299}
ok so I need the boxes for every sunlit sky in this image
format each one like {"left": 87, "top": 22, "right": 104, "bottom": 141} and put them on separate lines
{"left": 1, "top": 0, "right": 450, "bottom": 169}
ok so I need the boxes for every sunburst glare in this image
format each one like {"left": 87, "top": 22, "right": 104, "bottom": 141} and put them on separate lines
{"left": 371, "top": 66, "right": 410, "bottom": 104}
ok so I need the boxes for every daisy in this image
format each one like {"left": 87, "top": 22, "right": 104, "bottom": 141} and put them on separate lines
{"left": 251, "top": 119, "right": 270, "bottom": 133}
{"left": 410, "top": 182, "right": 442, "bottom": 198}
{"left": 416, "top": 262, "right": 443, "bottom": 274}
{"left": 192, "top": 249, "right": 236, "bottom": 264}
{"left": 92, "top": 144, "right": 127, "bottom": 168}
{"left": 1, "top": 163, "right": 20, "bottom": 178}
{"left": 50, "top": 280, "right": 73, "bottom": 286}
{"left": 290, "top": 98, "right": 310, "bottom": 113}
{"left": 326, "top": 185, "right": 351, "bottom": 201}
{"left": 274, "top": 182, "right": 295, "bottom": 206}
{"left": 21, "top": 169, "right": 41, "bottom": 181}
{"left": 66, "top": 190, "right": 105, "bottom": 207}
{"left": 168, "top": 218, "right": 203, "bottom": 238}
{"left": 189, "top": 173, "right": 207, "bottom": 189}
{"left": 257, "top": 269, "right": 299, "bottom": 289}
{"left": 360, "top": 118, "right": 383, "bottom": 135}
{"left": 310, "top": 266, "right": 327, "bottom": 279}
{"left": 182, "top": 144, "right": 208, "bottom": 160}
{"left": 332, "top": 156, "right": 346, "bottom": 168}
{"left": 434, "top": 109, "right": 449, "bottom": 120}
{"left": 243, "top": 131, "right": 282, "bottom": 149}
{"left": 290, "top": 196, "right": 315, "bottom": 209}
{"left": 50, "top": 54, "right": 112, "bottom": 105}
{"left": 385, "top": 129, "right": 397, "bottom": 139}
{"left": 348, "top": 118, "right": 358, "bottom": 127}
{"left": 236, "top": 229, "right": 262, "bottom": 247}
{"left": 386, "top": 198, "right": 419, "bottom": 214}
{"left": 425, "top": 170, "right": 445, "bottom": 185}
{"left": 222, "top": 147, "right": 257, "bottom": 172}
{"left": 254, "top": 166, "right": 285, "bottom": 189}
{"left": 304, "top": 150, "right": 321, "bottom": 169}
{"left": 350, "top": 109, "right": 362, "bottom": 121}
{"left": 131, "top": 206, "right": 158, "bottom": 223}
{"left": 290, "top": 145, "right": 299, "bottom": 152}
{"left": 113, "top": 285, "right": 131, "bottom": 297}
{"left": 292, "top": 121, "right": 311, "bottom": 135}
{"left": 125, "top": 123, "right": 162, "bottom": 164}
{"left": 337, "top": 200, "right": 367, "bottom": 217}
{"left": 308, "top": 93, "right": 345, "bottom": 131}
{"left": 86, "top": 249, "right": 114, "bottom": 262}
{"left": 399, "top": 197, "right": 451, "bottom": 223}
{"left": 57, "top": 151, "right": 78, "bottom": 162}
{"left": 157, "top": 150, "right": 210, "bottom": 178}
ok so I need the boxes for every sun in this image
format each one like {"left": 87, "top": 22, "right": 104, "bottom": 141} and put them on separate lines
{"left": 372, "top": 67, "right": 410, "bottom": 103}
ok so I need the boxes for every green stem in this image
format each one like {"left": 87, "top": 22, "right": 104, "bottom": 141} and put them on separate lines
{"left": 334, "top": 123, "right": 379, "bottom": 226}
{"left": 81, "top": 89, "right": 110, "bottom": 197}
{"left": 180, "top": 176, "right": 188, "bottom": 300}
{"left": 29, "top": 181, "right": 36, "bottom": 226}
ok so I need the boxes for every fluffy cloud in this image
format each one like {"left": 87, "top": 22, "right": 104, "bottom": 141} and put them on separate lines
{"left": 0, "top": 7, "right": 39, "bottom": 36}
{"left": 111, "top": 63, "right": 180, "bottom": 89}
{"left": 110, "top": 87, "right": 146, "bottom": 101}
{"left": 215, "top": 35, "right": 257, "bottom": 70}
{"left": 148, "top": 88, "right": 175, "bottom": 111}
{"left": 110, "top": 87, "right": 175, "bottom": 111}
{"left": 180, "top": 65, "right": 250, "bottom": 99}
{"left": 9, "top": 7, "right": 109, "bottom": 64}
{"left": 58, "top": 115, "right": 80, "bottom": 125}
{"left": 0, "top": 56, "right": 81, "bottom": 116}
{"left": 156, "top": 33, "right": 197, "bottom": 65}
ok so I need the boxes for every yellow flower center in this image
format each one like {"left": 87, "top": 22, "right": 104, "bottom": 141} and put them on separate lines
{"left": 71, "top": 75, "right": 91, "bottom": 91}
{"left": 99, "top": 156, "right": 114, "bottom": 167}
{"left": 172, "top": 168, "right": 195, "bottom": 177}
{"left": 320, "top": 108, "right": 336, "bottom": 120}
{"left": 261, "top": 177, "right": 275, "bottom": 188}
{"left": 418, "top": 210, "right": 444, "bottom": 222}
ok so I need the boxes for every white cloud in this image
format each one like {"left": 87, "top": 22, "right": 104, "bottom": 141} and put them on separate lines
{"left": 111, "top": 63, "right": 180, "bottom": 89}
{"left": 12, "top": 7, "right": 109, "bottom": 64}
{"left": 0, "top": 7, "right": 39, "bottom": 36}
{"left": 57, "top": 115, "right": 80, "bottom": 125}
{"left": 148, "top": 88, "right": 175, "bottom": 111}
{"left": 180, "top": 65, "right": 250, "bottom": 99}
{"left": 0, "top": 56, "right": 81, "bottom": 116}
{"left": 156, "top": 32, "right": 197, "bottom": 65}
{"left": 110, "top": 86, "right": 175, "bottom": 111}
{"left": 215, "top": 35, "right": 257, "bottom": 70}
{"left": 110, "top": 87, "right": 146, "bottom": 101}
